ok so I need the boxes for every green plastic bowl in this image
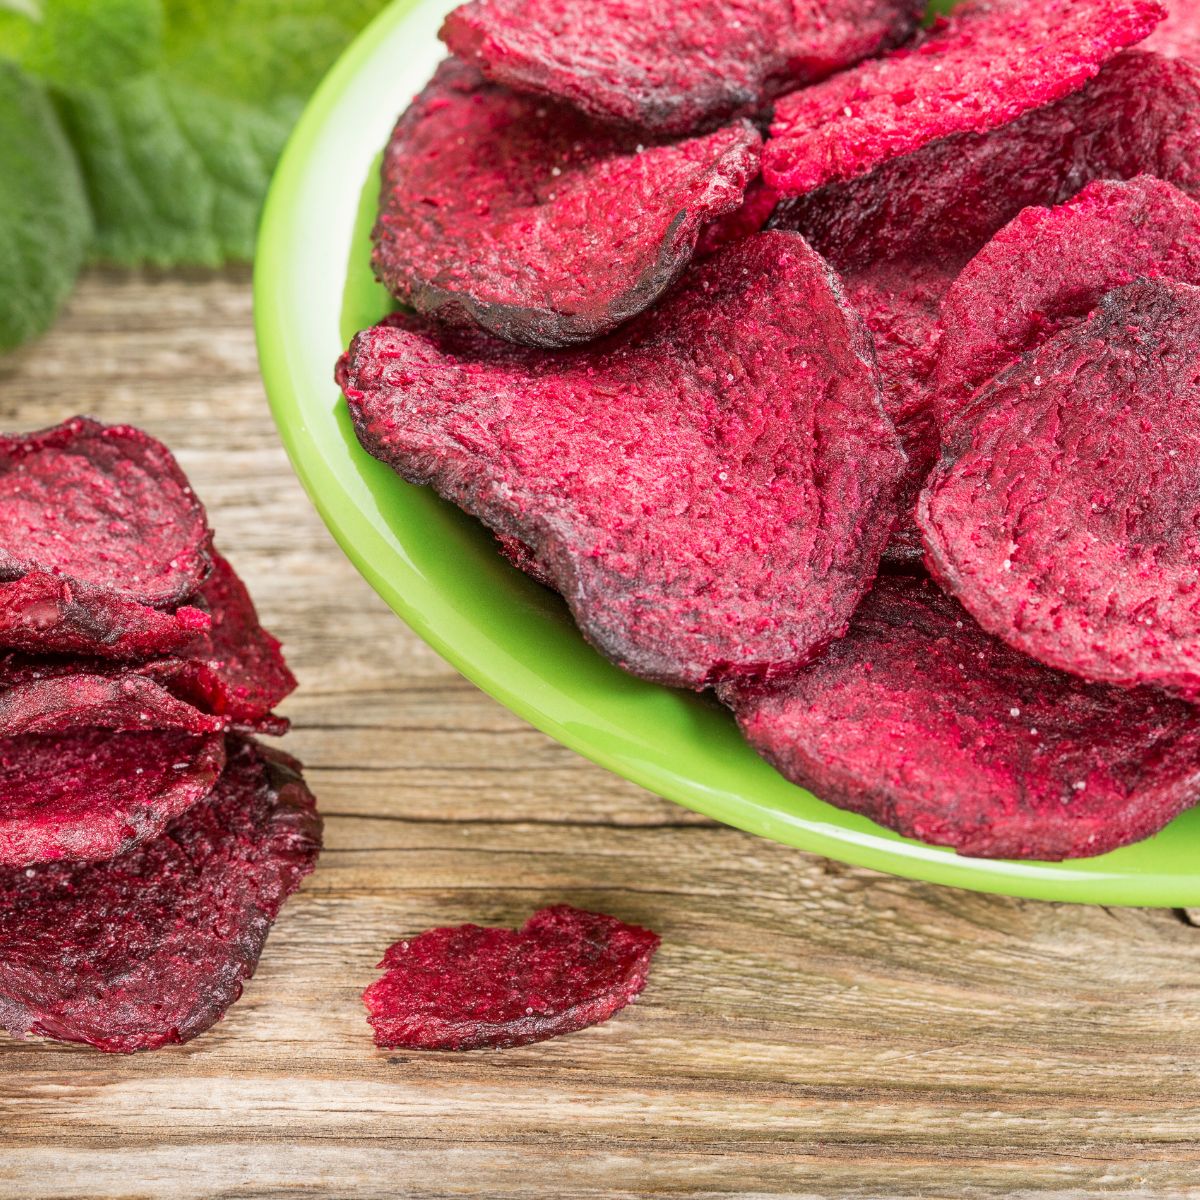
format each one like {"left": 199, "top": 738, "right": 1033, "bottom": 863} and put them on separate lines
{"left": 255, "top": 0, "right": 1200, "bottom": 905}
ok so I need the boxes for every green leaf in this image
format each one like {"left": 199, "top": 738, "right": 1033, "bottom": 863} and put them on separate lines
{"left": 57, "top": 75, "right": 290, "bottom": 266}
{"left": 60, "top": 0, "right": 392, "bottom": 267}
{"left": 0, "top": 59, "right": 91, "bottom": 351}
{"left": 20, "top": 0, "right": 163, "bottom": 90}
{"left": 0, "top": 0, "right": 392, "bottom": 349}
{"left": 0, "top": 5, "right": 36, "bottom": 64}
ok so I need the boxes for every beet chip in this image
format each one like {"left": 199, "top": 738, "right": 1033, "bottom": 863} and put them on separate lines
{"left": 0, "top": 571, "right": 211, "bottom": 660}
{"left": 934, "top": 176, "right": 1200, "bottom": 427}
{"left": 152, "top": 551, "right": 296, "bottom": 733}
{"left": 1146, "top": 0, "right": 1200, "bottom": 58}
{"left": 920, "top": 279, "right": 1200, "bottom": 700}
{"left": 0, "top": 418, "right": 212, "bottom": 608}
{"left": 764, "top": 0, "right": 1164, "bottom": 195}
{"left": 372, "top": 61, "right": 760, "bottom": 348}
{"left": 0, "top": 729, "right": 225, "bottom": 868}
{"left": 342, "top": 233, "right": 904, "bottom": 689}
{"left": 725, "top": 575, "right": 1200, "bottom": 861}
{"left": 0, "top": 739, "right": 321, "bottom": 1053}
{"left": 775, "top": 52, "right": 1200, "bottom": 273}
{"left": 439, "top": 0, "right": 922, "bottom": 135}
{"left": 364, "top": 906, "right": 659, "bottom": 1050}
{"left": 0, "top": 673, "right": 223, "bottom": 738}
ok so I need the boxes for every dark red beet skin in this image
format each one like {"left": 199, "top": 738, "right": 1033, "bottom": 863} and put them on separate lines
{"left": 920, "top": 280, "right": 1200, "bottom": 700}
{"left": 439, "top": 0, "right": 923, "bottom": 135}
{"left": 0, "top": 739, "right": 321, "bottom": 1053}
{"left": 0, "top": 729, "right": 225, "bottom": 868}
{"left": 723, "top": 575, "right": 1200, "bottom": 861}
{"left": 934, "top": 175, "right": 1200, "bottom": 427}
{"left": 0, "top": 572, "right": 211, "bottom": 660}
{"left": 0, "top": 417, "right": 212, "bottom": 608}
{"left": 342, "top": 232, "right": 905, "bottom": 690}
{"left": 364, "top": 906, "right": 659, "bottom": 1050}
{"left": 764, "top": 0, "right": 1164, "bottom": 195}
{"left": 372, "top": 60, "right": 760, "bottom": 349}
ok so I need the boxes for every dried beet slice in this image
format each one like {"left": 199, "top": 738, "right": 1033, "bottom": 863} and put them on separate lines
{"left": 439, "top": 0, "right": 923, "bottom": 136}
{"left": 0, "top": 729, "right": 225, "bottom": 868}
{"left": 152, "top": 552, "right": 296, "bottom": 733}
{"left": 934, "top": 176, "right": 1200, "bottom": 427}
{"left": 0, "top": 417, "right": 212, "bottom": 607}
{"left": 0, "top": 738, "right": 321, "bottom": 1053}
{"left": 723, "top": 574, "right": 1200, "bottom": 861}
{"left": 1146, "top": 0, "right": 1200, "bottom": 58}
{"left": 919, "top": 279, "right": 1200, "bottom": 700}
{"left": 0, "top": 673, "right": 223, "bottom": 738}
{"left": 363, "top": 906, "right": 659, "bottom": 1050}
{"left": 372, "top": 60, "right": 760, "bottom": 348}
{"left": 773, "top": 52, "right": 1200, "bottom": 273}
{"left": 342, "top": 233, "right": 905, "bottom": 690}
{"left": 764, "top": 0, "right": 1164, "bottom": 195}
{"left": 0, "top": 572, "right": 211, "bottom": 660}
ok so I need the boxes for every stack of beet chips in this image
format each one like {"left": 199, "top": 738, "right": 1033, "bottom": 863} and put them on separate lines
{"left": 341, "top": 0, "right": 1200, "bottom": 863}
{"left": 0, "top": 417, "right": 320, "bottom": 1053}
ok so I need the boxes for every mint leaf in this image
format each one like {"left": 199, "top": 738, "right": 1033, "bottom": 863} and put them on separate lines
{"left": 21, "top": 0, "right": 163, "bottom": 91}
{"left": 59, "top": 0, "right": 391, "bottom": 267}
{"left": 0, "top": 0, "right": 392, "bottom": 349}
{"left": 57, "top": 76, "right": 288, "bottom": 266}
{"left": 0, "top": 59, "right": 91, "bottom": 351}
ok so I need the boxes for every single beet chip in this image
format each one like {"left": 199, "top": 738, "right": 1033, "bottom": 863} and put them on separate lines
{"left": 764, "top": 0, "right": 1164, "bottom": 195}
{"left": 0, "top": 571, "right": 211, "bottom": 660}
{"left": 341, "top": 233, "right": 904, "bottom": 690}
{"left": 364, "top": 906, "right": 659, "bottom": 1050}
{"left": 0, "top": 417, "right": 212, "bottom": 608}
{"left": 934, "top": 175, "right": 1200, "bottom": 427}
{"left": 724, "top": 575, "right": 1200, "bottom": 861}
{"left": 0, "top": 738, "right": 321, "bottom": 1053}
{"left": 439, "top": 0, "right": 923, "bottom": 136}
{"left": 920, "top": 279, "right": 1200, "bottom": 700}
{"left": 773, "top": 51, "right": 1200, "bottom": 274}
{"left": 0, "top": 728, "right": 225, "bottom": 868}
{"left": 372, "top": 60, "right": 760, "bottom": 348}
{"left": 0, "top": 673, "right": 223, "bottom": 739}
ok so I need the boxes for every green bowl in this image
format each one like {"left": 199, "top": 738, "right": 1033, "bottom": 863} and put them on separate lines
{"left": 255, "top": 0, "right": 1200, "bottom": 905}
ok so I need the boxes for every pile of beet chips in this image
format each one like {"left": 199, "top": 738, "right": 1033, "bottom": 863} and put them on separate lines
{"left": 341, "top": 0, "right": 1200, "bottom": 862}
{"left": 0, "top": 418, "right": 320, "bottom": 1053}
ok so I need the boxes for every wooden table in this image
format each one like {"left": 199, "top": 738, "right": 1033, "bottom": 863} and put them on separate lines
{"left": 2, "top": 271, "right": 1200, "bottom": 1200}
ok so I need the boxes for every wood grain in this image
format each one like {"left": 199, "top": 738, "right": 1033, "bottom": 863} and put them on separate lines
{"left": 1, "top": 271, "right": 1199, "bottom": 1200}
